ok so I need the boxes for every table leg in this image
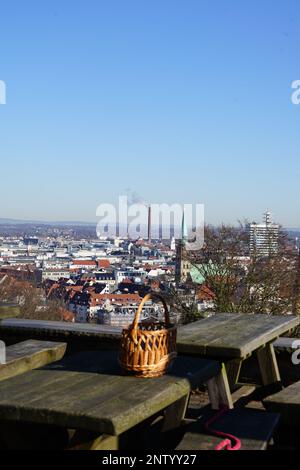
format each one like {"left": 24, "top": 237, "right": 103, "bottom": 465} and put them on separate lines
{"left": 69, "top": 430, "right": 118, "bottom": 450}
{"left": 206, "top": 364, "right": 234, "bottom": 410}
{"left": 225, "top": 358, "right": 243, "bottom": 390}
{"left": 162, "top": 394, "right": 190, "bottom": 432}
{"left": 256, "top": 343, "right": 281, "bottom": 386}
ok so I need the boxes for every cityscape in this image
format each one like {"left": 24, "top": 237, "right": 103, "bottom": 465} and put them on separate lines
{"left": 0, "top": 210, "right": 299, "bottom": 326}
{"left": 1, "top": 0, "right": 300, "bottom": 457}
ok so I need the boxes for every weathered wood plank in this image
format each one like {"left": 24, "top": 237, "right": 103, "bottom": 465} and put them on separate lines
{"left": 0, "top": 318, "right": 122, "bottom": 337}
{"left": 207, "top": 315, "right": 298, "bottom": 357}
{"left": 0, "top": 351, "right": 220, "bottom": 436}
{"left": 69, "top": 430, "right": 118, "bottom": 450}
{"left": 177, "top": 315, "right": 244, "bottom": 355}
{"left": 206, "top": 364, "right": 233, "bottom": 410}
{"left": 0, "top": 340, "right": 67, "bottom": 382}
{"left": 225, "top": 358, "right": 243, "bottom": 390}
{"left": 2, "top": 316, "right": 298, "bottom": 359}
{"left": 205, "top": 315, "right": 270, "bottom": 356}
{"left": 264, "top": 380, "right": 300, "bottom": 428}
{"left": 257, "top": 343, "right": 281, "bottom": 386}
{"left": 177, "top": 313, "right": 299, "bottom": 358}
{"left": 175, "top": 409, "right": 280, "bottom": 450}
{"left": 177, "top": 314, "right": 240, "bottom": 340}
{"left": 162, "top": 395, "right": 189, "bottom": 433}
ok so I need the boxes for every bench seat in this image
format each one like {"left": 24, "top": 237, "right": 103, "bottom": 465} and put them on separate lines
{"left": 264, "top": 380, "right": 300, "bottom": 428}
{"left": 0, "top": 339, "right": 67, "bottom": 381}
{"left": 175, "top": 408, "right": 280, "bottom": 450}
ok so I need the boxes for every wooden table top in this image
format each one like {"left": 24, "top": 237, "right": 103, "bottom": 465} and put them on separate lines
{"left": 0, "top": 350, "right": 220, "bottom": 436}
{"left": 0, "top": 318, "right": 122, "bottom": 337}
{"left": 177, "top": 313, "right": 300, "bottom": 358}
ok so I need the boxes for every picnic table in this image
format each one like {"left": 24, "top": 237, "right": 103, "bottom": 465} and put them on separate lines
{"left": 177, "top": 313, "right": 300, "bottom": 389}
{"left": 0, "top": 350, "right": 227, "bottom": 450}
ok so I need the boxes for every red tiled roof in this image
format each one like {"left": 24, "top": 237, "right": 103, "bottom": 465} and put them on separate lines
{"left": 72, "top": 260, "right": 97, "bottom": 266}
{"left": 66, "top": 285, "right": 83, "bottom": 292}
{"left": 97, "top": 259, "right": 111, "bottom": 268}
{"left": 65, "top": 285, "right": 84, "bottom": 299}
{"left": 122, "top": 278, "right": 133, "bottom": 284}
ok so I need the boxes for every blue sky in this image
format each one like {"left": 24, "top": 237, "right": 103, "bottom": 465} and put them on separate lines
{"left": 0, "top": 0, "right": 300, "bottom": 227}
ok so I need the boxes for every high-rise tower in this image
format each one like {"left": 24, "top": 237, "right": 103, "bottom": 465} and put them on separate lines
{"left": 248, "top": 210, "right": 279, "bottom": 257}
{"left": 148, "top": 205, "right": 152, "bottom": 244}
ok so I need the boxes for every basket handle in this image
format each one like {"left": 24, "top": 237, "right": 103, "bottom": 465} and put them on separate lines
{"left": 132, "top": 293, "right": 171, "bottom": 330}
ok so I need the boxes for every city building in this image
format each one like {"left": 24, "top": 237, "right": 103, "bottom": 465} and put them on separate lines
{"left": 42, "top": 269, "right": 71, "bottom": 282}
{"left": 98, "top": 301, "right": 157, "bottom": 327}
{"left": 248, "top": 211, "right": 279, "bottom": 257}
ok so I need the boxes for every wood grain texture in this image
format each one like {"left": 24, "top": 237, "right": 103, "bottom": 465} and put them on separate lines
{"left": 0, "top": 319, "right": 122, "bottom": 337}
{"left": 264, "top": 380, "right": 300, "bottom": 427}
{"left": 257, "top": 343, "right": 281, "bottom": 386}
{"left": 177, "top": 313, "right": 299, "bottom": 358}
{"left": 69, "top": 430, "right": 118, "bottom": 450}
{"left": 0, "top": 340, "right": 67, "bottom": 382}
{"left": 206, "top": 364, "right": 233, "bottom": 410}
{"left": 2, "top": 316, "right": 298, "bottom": 359}
{"left": 0, "top": 350, "right": 220, "bottom": 436}
{"left": 225, "top": 358, "right": 243, "bottom": 390}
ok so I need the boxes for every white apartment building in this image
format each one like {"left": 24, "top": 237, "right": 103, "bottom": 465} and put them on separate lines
{"left": 42, "top": 269, "right": 71, "bottom": 281}
{"left": 114, "top": 267, "right": 147, "bottom": 284}
{"left": 248, "top": 211, "right": 279, "bottom": 257}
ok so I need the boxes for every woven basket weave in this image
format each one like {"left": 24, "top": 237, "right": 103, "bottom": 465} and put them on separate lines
{"left": 119, "top": 293, "right": 177, "bottom": 378}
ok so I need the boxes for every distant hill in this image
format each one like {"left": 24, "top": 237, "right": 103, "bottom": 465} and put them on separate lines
{"left": 0, "top": 218, "right": 95, "bottom": 227}
{"left": 288, "top": 229, "right": 300, "bottom": 238}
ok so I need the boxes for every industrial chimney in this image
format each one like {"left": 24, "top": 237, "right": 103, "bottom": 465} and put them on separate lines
{"left": 148, "top": 205, "right": 152, "bottom": 244}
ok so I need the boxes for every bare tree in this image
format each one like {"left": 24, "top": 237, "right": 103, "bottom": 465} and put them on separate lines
{"left": 168, "top": 224, "right": 299, "bottom": 323}
{"left": 0, "top": 276, "right": 65, "bottom": 321}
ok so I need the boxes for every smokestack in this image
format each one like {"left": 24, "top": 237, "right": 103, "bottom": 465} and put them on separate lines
{"left": 148, "top": 205, "right": 152, "bottom": 244}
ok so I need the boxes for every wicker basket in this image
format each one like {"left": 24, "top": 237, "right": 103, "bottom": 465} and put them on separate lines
{"left": 119, "top": 293, "right": 177, "bottom": 378}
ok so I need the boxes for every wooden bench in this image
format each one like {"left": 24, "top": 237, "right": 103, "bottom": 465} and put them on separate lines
{"left": 0, "top": 340, "right": 67, "bottom": 382}
{"left": 264, "top": 380, "right": 300, "bottom": 428}
{"left": 175, "top": 408, "right": 280, "bottom": 450}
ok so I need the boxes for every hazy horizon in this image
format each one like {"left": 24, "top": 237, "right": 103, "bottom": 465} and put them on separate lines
{"left": 1, "top": 215, "right": 299, "bottom": 230}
